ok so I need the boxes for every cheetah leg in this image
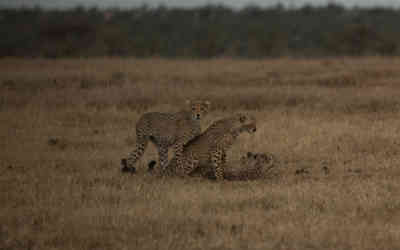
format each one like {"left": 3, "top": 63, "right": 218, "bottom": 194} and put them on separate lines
{"left": 173, "top": 130, "right": 197, "bottom": 168}
{"left": 172, "top": 140, "right": 186, "bottom": 170}
{"left": 221, "top": 151, "right": 227, "bottom": 165}
{"left": 211, "top": 148, "right": 225, "bottom": 181}
{"left": 156, "top": 145, "right": 169, "bottom": 171}
{"left": 123, "top": 134, "right": 148, "bottom": 172}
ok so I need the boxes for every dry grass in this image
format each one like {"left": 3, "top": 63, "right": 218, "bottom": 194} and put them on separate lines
{"left": 2, "top": 57, "right": 400, "bottom": 250}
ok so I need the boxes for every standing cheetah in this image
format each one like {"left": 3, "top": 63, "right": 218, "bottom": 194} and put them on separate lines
{"left": 148, "top": 113, "right": 257, "bottom": 180}
{"left": 121, "top": 100, "right": 210, "bottom": 173}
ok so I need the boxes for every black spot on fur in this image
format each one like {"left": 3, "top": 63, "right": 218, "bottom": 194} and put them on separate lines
{"left": 295, "top": 168, "right": 309, "bottom": 175}
{"left": 322, "top": 166, "right": 330, "bottom": 175}
{"left": 148, "top": 160, "right": 157, "bottom": 172}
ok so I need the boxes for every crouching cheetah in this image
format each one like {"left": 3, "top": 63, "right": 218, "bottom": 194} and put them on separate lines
{"left": 121, "top": 100, "right": 210, "bottom": 173}
{"left": 150, "top": 151, "right": 276, "bottom": 181}
{"left": 147, "top": 113, "right": 257, "bottom": 180}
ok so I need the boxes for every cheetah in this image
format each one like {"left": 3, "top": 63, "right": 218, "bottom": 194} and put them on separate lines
{"left": 149, "top": 151, "right": 275, "bottom": 181}
{"left": 240, "top": 152, "right": 275, "bottom": 168}
{"left": 187, "top": 152, "right": 275, "bottom": 181}
{"left": 146, "top": 113, "right": 257, "bottom": 180}
{"left": 121, "top": 100, "right": 210, "bottom": 173}
{"left": 232, "top": 152, "right": 276, "bottom": 180}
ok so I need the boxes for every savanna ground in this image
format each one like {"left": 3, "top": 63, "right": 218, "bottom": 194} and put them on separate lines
{"left": 2, "top": 57, "right": 400, "bottom": 250}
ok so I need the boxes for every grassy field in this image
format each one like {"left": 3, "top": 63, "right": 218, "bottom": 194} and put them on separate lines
{"left": 2, "top": 57, "right": 400, "bottom": 250}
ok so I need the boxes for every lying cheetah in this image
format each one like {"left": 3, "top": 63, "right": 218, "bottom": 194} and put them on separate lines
{"left": 149, "top": 151, "right": 276, "bottom": 181}
{"left": 240, "top": 152, "right": 275, "bottom": 169}
{"left": 121, "top": 100, "right": 210, "bottom": 173}
{"left": 146, "top": 113, "right": 257, "bottom": 180}
{"left": 188, "top": 152, "right": 275, "bottom": 181}
{"left": 233, "top": 152, "right": 276, "bottom": 180}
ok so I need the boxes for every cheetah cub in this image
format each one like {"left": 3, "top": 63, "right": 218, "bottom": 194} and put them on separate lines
{"left": 121, "top": 100, "right": 211, "bottom": 173}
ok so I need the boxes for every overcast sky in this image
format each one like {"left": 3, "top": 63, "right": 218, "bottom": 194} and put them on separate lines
{"left": 1, "top": 0, "right": 400, "bottom": 9}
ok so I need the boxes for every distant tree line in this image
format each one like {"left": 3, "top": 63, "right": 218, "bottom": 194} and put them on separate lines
{"left": 1, "top": 4, "right": 400, "bottom": 58}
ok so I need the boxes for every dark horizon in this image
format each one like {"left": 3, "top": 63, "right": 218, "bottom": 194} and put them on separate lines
{"left": 1, "top": 0, "right": 400, "bottom": 10}
{"left": 2, "top": 4, "right": 400, "bottom": 58}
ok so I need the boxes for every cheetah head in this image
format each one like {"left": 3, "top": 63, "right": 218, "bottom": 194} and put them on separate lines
{"left": 186, "top": 100, "right": 211, "bottom": 121}
{"left": 240, "top": 152, "right": 275, "bottom": 167}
